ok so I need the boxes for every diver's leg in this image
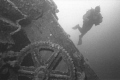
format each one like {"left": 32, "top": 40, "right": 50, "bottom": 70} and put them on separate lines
{"left": 72, "top": 24, "right": 81, "bottom": 30}
{"left": 78, "top": 22, "right": 93, "bottom": 45}
{"left": 78, "top": 35, "right": 82, "bottom": 45}
{"left": 77, "top": 26, "right": 88, "bottom": 45}
{"left": 77, "top": 26, "right": 82, "bottom": 33}
{"left": 78, "top": 33, "right": 85, "bottom": 45}
{"left": 80, "top": 21, "right": 93, "bottom": 38}
{"left": 80, "top": 31, "right": 86, "bottom": 38}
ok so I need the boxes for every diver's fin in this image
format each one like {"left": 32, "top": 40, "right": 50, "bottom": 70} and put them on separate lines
{"left": 72, "top": 24, "right": 80, "bottom": 30}
{"left": 77, "top": 25, "right": 82, "bottom": 33}
{"left": 78, "top": 35, "right": 82, "bottom": 45}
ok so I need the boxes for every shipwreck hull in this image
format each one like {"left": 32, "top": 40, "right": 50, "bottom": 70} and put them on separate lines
{"left": 0, "top": 0, "right": 99, "bottom": 80}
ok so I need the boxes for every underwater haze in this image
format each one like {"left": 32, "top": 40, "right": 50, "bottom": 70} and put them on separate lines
{"left": 55, "top": 0, "right": 120, "bottom": 80}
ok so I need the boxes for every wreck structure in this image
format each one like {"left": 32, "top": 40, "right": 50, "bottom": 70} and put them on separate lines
{"left": 0, "top": 0, "right": 99, "bottom": 80}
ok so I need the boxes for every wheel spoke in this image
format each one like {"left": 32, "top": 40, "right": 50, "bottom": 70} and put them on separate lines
{"left": 31, "top": 48, "right": 44, "bottom": 67}
{"left": 49, "top": 70, "right": 70, "bottom": 79}
{"left": 18, "top": 66, "right": 35, "bottom": 76}
{"left": 46, "top": 50, "right": 62, "bottom": 70}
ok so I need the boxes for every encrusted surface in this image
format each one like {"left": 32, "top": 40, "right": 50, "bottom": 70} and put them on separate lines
{"left": 0, "top": 0, "right": 100, "bottom": 80}
{"left": 0, "top": 0, "right": 44, "bottom": 22}
{"left": 0, "top": 41, "right": 76, "bottom": 80}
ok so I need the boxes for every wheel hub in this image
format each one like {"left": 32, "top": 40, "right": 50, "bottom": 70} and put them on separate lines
{"left": 36, "top": 66, "right": 48, "bottom": 79}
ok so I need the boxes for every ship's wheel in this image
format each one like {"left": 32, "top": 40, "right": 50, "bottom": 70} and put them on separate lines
{"left": 13, "top": 41, "right": 75, "bottom": 80}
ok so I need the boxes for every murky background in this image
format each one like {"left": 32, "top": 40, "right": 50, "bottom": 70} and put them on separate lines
{"left": 55, "top": 0, "right": 120, "bottom": 80}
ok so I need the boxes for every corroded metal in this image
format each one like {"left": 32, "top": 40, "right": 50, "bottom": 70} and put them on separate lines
{"left": 13, "top": 41, "right": 75, "bottom": 80}
{"left": 0, "top": 0, "right": 100, "bottom": 80}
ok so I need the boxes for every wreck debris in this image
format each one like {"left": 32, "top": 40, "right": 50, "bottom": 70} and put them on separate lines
{"left": 0, "top": 0, "right": 100, "bottom": 80}
{"left": 12, "top": 41, "right": 75, "bottom": 80}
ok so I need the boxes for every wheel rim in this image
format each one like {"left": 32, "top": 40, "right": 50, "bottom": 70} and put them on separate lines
{"left": 14, "top": 42, "right": 75, "bottom": 80}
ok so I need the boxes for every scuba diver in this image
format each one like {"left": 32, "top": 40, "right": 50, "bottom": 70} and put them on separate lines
{"left": 72, "top": 6, "right": 103, "bottom": 45}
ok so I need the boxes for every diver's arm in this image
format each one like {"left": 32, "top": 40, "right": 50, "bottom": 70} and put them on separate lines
{"left": 83, "top": 10, "right": 91, "bottom": 21}
{"left": 99, "top": 13, "right": 103, "bottom": 23}
{"left": 83, "top": 15, "right": 89, "bottom": 21}
{"left": 94, "top": 13, "right": 103, "bottom": 26}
